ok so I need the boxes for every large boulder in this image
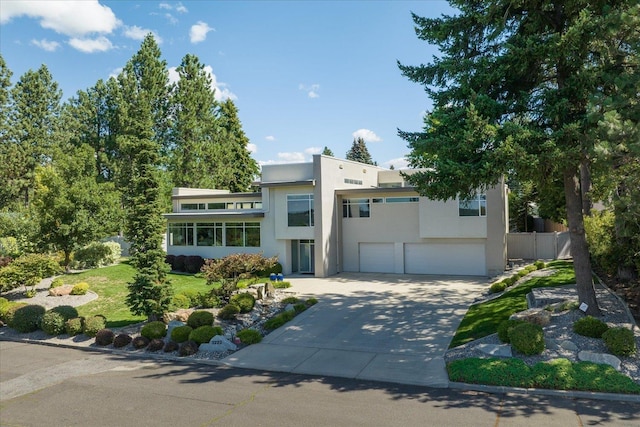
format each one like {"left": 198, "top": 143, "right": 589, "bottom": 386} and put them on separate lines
{"left": 509, "top": 308, "right": 552, "bottom": 327}
{"left": 48, "top": 285, "right": 74, "bottom": 296}
{"left": 163, "top": 308, "right": 194, "bottom": 323}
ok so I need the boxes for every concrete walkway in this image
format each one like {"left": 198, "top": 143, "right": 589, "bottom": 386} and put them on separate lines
{"left": 222, "top": 273, "right": 487, "bottom": 388}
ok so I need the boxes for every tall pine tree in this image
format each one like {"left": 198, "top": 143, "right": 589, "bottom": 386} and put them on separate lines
{"left": 346, "top": 137, "right": 375, "bottom": 165}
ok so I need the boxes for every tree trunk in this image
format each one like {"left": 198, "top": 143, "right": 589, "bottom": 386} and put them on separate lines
{"left": 580, "top": 157, "right": 592, "bottom": 217}
{"left": 564, "top": 168, "right": 600, "bottom": 315}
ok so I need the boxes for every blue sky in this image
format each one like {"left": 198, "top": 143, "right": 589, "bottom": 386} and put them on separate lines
{"left": 0, "top": 1, "right": 453, "bottom": 168}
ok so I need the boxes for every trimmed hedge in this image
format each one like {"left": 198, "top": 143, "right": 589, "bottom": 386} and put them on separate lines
{"left": 140, "top": 321, "right": 167, "bottom": 340}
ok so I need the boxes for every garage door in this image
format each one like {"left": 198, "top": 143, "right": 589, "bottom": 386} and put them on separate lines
{"left": 404, "top": 243, "right": 485, "bottom": 275}
{"left": 359, "top": 243, "right": 395, "bottom": 273}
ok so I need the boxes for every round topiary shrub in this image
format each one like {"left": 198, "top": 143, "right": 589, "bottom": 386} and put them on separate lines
{"left": 140, "top": 321, "right": 167, "bottom": 340}
{"left": 50, "top": 277, "right": 64, "bottom": 288}
{"left": 171, "top": 293, "right": 191, "bottom": 309}
{"left": 95, "top": 328, "right": 115, "bottom": 346}
{"left": 187, "top": 310, "right": 214, "bottom": 328}
{"left": 1, "top": 302, "right": 27, "bottom": 324}
{"left": 602, "top": 327, "right": 637, "bottom": 357}
{"left": 230, "top": 292, "right": 255, "bottom": 313}
{"left": 83, "top": 315, "right": 106, "bottom": 337}
{"left": 217, "top": 303, "right": 240, "bottom": 320}
{"left": 498, "top": 319, "right": 528, "bottom": 343}
{"left": 113, "top": 333, "right": 132, "bottom": 348}
{"left": 178, "top": 340, "right": 199, "bottom": 357}
{"left": 509, "top": 322, "right": 545, "bottom": 355}
{"left": 573, "top": 315, "right": 609, "bottom": 338}
{"left": 237, "top": 329, "right": 262, "bottom": 345}
{"left": 9, "top": 304, "right": 45, "bottom": 333}
{"left": 147, "top": 338, "right": 165, "bottom": 352}
{"left": 132, "top": 335, "right": 150, "bottom": 349}
{"left": 40, "top": 311, "right": 66, "bottom": 335}
{"left": 49, "top": 305, "right": 79, "bottom": 321}
{"left": 490, "top": 282, "right": 507, "bottom": 294}
{"left": 164, "top": 341, "right": 179, "bottom": 352}
{"left": 170, "top": 325, "right": 193, "bottom": 343}
{"left": 189, "top": 325, "right": 223, "bottom": 344}
{"left": 534, "top": 260, "right": 545, "bottom": 270}
{"left": 65, "top": 317, "right": 84, "bottom": 336}
{"left": 70, "top": 282, "right": 89, "bottom": 295}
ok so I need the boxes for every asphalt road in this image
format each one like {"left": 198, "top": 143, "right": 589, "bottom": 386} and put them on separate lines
{"left": 1, "top": 341, "right": 639, "bottom": 427}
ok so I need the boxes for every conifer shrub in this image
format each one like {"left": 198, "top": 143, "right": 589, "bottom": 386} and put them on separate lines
{"left": 170, "top": 325, "right": 193, "bottom": 343}
{"left": 573, "top": 316, "right": 609, "bottom": 338}
{"left": 497, "top": 319, "right": 526, "bottom": 343}
{"left": 70, "top": 282, "right": 89, "bottom": 295}
{"left": 509, "top": 322, "right": 545, "bottom": 355}
{"left": 178, "top": 340, "right": 199, "bottom": 356}
{"left": 49, "top": 305, "right": 79, "bottom": 321}
{"left": 140, "top": 321, "right": 167, "bottom": 340}
{"left": 602, "top": 327, "right": 637, "bottom": 357}
{"left": 189, "top": 325, "right": 223, "bottom": 344}
{"left": 113, "top": 333, "right": 133, "bottom": 348}
{"left": 147, "top": 338, "right": 165, "bottom": 352}
{"left": 217, "top": 303, "right": 240, "bottom": 320}
{"left": 171, "top": 293, "right": 191, "bottom": 309}
{"left": 9, "top": 304, "right": 45, "bottom": 333}
{"left": 187, "top": 310, "right": 214, "bottom": 328}
{"left": 40, "top": 311, "right": 66, "bottom": 335}
{"left": 230, "top": 292, "right": 255, "bottom": 313}
{"left": 65, "top": 317, "right": 84, "bottom": 336}
{"left": 95, "top": 329, "right": 115, "bottom": 346}
{"left": 237, "top": 329, "right": 262, "bottom": 345}
{"left": 50, "top": 278, "right": 64, "bottom": 288}
{"left": 83, "top": 315, "right": 106, "bottom": 337}
{"left": 132, "top": 335, "right": 150, "bottom": 349}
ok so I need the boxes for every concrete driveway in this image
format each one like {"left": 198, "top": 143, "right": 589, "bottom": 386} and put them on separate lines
{"left": 222, "top": 273, "right": 488, "bottom": 388}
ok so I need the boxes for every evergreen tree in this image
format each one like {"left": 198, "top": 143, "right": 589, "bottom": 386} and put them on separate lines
{"left": 118, "top": 34, "right": 172, "bottom": 321}
{"left": 399, "top": 0, "right": 639, "bottom": 315}
{"left": 216, "top": 99, "right": 259, "bottom": 192}
{"left": 346, "top": 137, "right": 375, "bottom": 165}
{"left": 322, "top": 146, "right": 334, "bottom": 156}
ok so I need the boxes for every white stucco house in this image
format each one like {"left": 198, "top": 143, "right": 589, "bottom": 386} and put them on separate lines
{"left": 164, "top": 155, "right": 508, "bottom": 277}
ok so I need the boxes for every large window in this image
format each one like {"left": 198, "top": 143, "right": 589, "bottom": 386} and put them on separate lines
{"left": 343, "top": 198, "right": 370, "bottom": 218}
{"left": 181, "top": 203, "right": 205, "bottom": 211}
{"left": 287, "top": 194, "right": 314, "bottom": 226}
{"left": 208, "top": 202, "right": 226, "bottom": 210}
{"left": 459, "top": 193, "right": 487, "bottom": 216}
{"left": 225, "top": 222, "right": 261, "bottom": 247}
{"left": 196, "top": 222, "right": 223, "bottom": 246}
{"left": 169, "top": 222, "right": 260, "bottom": 247}
{"left": 168, "top": 223, "right": 194, "bottom": 246}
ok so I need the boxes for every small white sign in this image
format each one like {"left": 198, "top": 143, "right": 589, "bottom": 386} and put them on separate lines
{"left": 579, "top": 302, "right": 589, "bottom": 312}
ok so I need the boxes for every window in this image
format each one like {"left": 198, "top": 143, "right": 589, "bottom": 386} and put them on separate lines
{"left": 196, "top": 222, "right": 223, "bottom": 246}
{"left": 181, "top": 203, "right": 205, "bottom": 211}
{"left": 168, "top": 223, "right": 194, "bottom": 246}
{"left": 225, "top": 222, "right": 261, "bottom": 247}
{"left": 385, "top": 197, "right": 419, "bottom": 203}
{"left": 372, "top": 198, "right": 384, "bottom": 204}
{"left": 245, "top": 222, "right": 261, "bottom": 247}
{"left": 208, "top": 202, "right": 226, "bottom": 210}
{"left": 342, "top": 198, "right": 370, "bottom": 218}
{"left": 236, "top": 201, "right": 261, "bottom": 209}
{"left": 287, "top": 194, "right": 314, "bottom": 226}
{"left": 379, "top": 183, "right": 403, "bottom": 188}
{"left": 344, "top": 178, "right": 363, "bottom": 185}
{"left": 459, "top": 193, "right": 487, "bottom": 217}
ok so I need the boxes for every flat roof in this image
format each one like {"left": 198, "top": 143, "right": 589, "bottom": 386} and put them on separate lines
{"left": 164, "top": 211, "right": 265, "bottom": 220}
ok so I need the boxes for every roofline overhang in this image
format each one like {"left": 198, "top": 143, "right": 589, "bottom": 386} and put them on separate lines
{"left": 164, "top": 211, "right": 265, "bottom": 220}
{"left": 173, "top": 192, "right": 260, "bottom": 200}
{"left": 259, "top": 179, "right": 316, "bottom": 188}
{"left": 335, "top": 186, "right": 418, "bottom": 196}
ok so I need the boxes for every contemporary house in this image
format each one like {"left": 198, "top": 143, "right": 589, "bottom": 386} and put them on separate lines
{"left": 164, "top": 155, "right": 508, "bottom": 277}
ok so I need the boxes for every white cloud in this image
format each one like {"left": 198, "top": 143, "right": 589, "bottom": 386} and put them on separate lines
{"left": 352, "top": 128, "right": 382, "bottom": 143}
{"left": 168, "top": 67, "right": 179, "bottom": 85}
{"left": 165, "top": 13, "right": 178, "bottom": 25}
{"left": 175, "top": 3, "right": 188, "bottom": 13}
{"left": 68, "top": 36, "right": 113, "bottom": 53}
{"left": 159, "top": 3, "right": 172, "bottom": 10}
{"left": 109, "top": 67, "right": 123, "bottom": 79}
{"left": 168, "top": 65, "right": 237, "bottom": 101}
{"left": 31, "top": 38, "right": 60, "bottom": 52}
{"left": 1, "top": 0, "right": 120, "bottom": 36}
{"left": 385, "top": 157, "right": 409, "bottom": 170}
{"left": 247, "top": 143, "right": 257, "bottom": 153}
{"left": 123, "top": 26, "right": 162, "bottom": 43}
{"left": 278, "top": 152, "right": 306, "bottom": 163}
{"left": 190, "top": 21, "right": 213, "bottom": 43}
{"left": 305, "top": 147, "right": 322, "bottom": 155}
{"left": 299, "top": 83, "right": 320, "bottom": 98}
{"left": 265, "top": 136, "right": 276, "bottom": 141}
{"left": 159, "top": 2, "right": 187, "bottom": 13}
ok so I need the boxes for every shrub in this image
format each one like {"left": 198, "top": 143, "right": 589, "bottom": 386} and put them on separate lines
{"left": 1, "top": 302, "right": 27, "bottom": 324}
{"left": 294, "top": 303, "right": 307, "bottom": 313}
{"left": 197, "top": 292, "right": 220, "bottom": 308}
{"left": 503, "top": 277, "right": 516, "bottom": 287}
{"left": 573, "top": 316, "right": 609, "bottom": 338}
{"left": 237, "top": 329, "right": 262, "bottom": 345}
{"left": 187, "top": 310, "right": 214, "bottom": 328}
{"left": 147, "top": 338, "right": 165, "bottom": 352}
{"left": 132, "top": 335, "right": 150, "bottom": 349}
{"left": 0, "top": 255, "right": 13, "bottom": 267}
{"left": 189, "top": 325, "right": 223, "bottom": 344}
{"left": 602, "top": 327, "right": 637, "bottom": 357}
{"left": 181, "top": 290, "right": 199, "bottom": 307}
{"left": 40, "top": 311, "right": 66, "bottom": 335}
{"left": 140, "top": 321, "right": 167, "bottom": 340}
{"left": 95, "top": 329, "right": 115, "bottom": 346}
{"left": 174, "top": 255, "right": 186, "bottom": 272}
{"left": 49, "top": 305, "right": 79, "bottom": 321}
{"left": 497, "top": 319, "right": 527, "bottom": 343}
{"left": 0, "top": 297, "right": 8, "bottom": 315}
{"left": 517, "top": 269, "right": 529, "bottom": 278}
{"left": 170, "top": 325, "right": 193, "bottom": 343}
{"left": 306, "top": 297, "right": 318, "bottom": 306}
{"left": 0, "top": 236, "right": 20, "bottom": 257}
{"left": 165, "top": 254, "right": 176, "bottom": 269}
{"left": 264, "top": 310, "right": 296, "bottom": 330}
{"left": 83, "top": 315, "right": 106, "bottom": 337}
{"left": 257, "top": 262, "right": 283, "bottom": 277}
{"left": 65, "top": 317, "right": 84, "bottom": 336}
{"left": 178, "top": 340, "right": 199, "bottom": 356}
{"left": 534, "top": 260, "right": 545, "bottom": 270}
{"left": 164, "top": 341, "right": 179, "bottom": 352}
{"left": 70, "top": 282, "right": 89, "bottom": 295}
{"left": 230, "top": 292, "right": 255, "bottom": 313}
{"left": 50, "top": 277, "right": 64, "bottom": 288}
{"left": 9, "top": 304, "right": 45, "bottom": 333}
{"left": 490, "top": 282, "right": 507, "bottom": 294}
{"left": 72, "top": 241, "right": 119, "bottom": 269}
{"left": 217, "top": 303, "right": 240, "bottom": 320}
{"left": 184, "top": 255, "right": 205, "bottom": 274}
{"left": 281, "top": 296, "right": 301, "bottom": 305}
{"left": 509, "top": 322, "right": 545, "bottom": 355}
{"left": 113, "top": 333, "right": 133, "bottom": 348}
{"left": 0, "top": 253, "right": 60, "bottom": 293}
{"left": 171, "top": 293, "right": 191, "bottom": 309}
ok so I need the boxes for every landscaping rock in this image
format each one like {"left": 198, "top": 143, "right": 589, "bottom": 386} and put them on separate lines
{"left": 48, "top": 285, "right": 74, "bottom": 296}
{"left": 199, "top": 335, "right": 237, "bottom": 352}
{"left": 578, "top": 350, "right": 622, "bottom": 371}
{"left": 509, "top": 308, "right": 551, "bottom": 326}
{"left": 560, "top": 340, "right": 578, "bottom": 351}
{"left": 284, "top": 303, "right": 295, "bottom": 312}
{"left": 163, "top": 308, "right": 194, "bottom": 323}
{"left": 475, "top": 343, "right": 512, "bottom": 357}
{"left": 166, "top": 320, "right": 185, "bottom": 338}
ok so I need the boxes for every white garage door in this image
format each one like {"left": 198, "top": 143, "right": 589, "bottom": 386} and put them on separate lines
{"left": 359, "top": 243, "right": 395, "bottom": 273}
{"left": 404, "top": 243, "right": 485, "bottom": 275}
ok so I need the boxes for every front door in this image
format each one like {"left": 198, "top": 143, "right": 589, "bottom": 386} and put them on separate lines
{"left": 299, "top": 239, "right": 315, "bottom": 273}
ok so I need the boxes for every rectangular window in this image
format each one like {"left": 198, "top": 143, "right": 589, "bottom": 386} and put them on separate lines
{"left": 254, "top": 202, "right": 262, "bottom": 209}
{"left": 342, "top": 198, "right": 370, "bottom": 218}
{"left": 372, "top": 198, "right": 384, "bottom": 204}
{"left": 287, "top": 194, "right": 314, "bottom": 226}
{"left": 181, "top": 203, "right": 205, "bottom": 211}
{"left": 245, "top": 222, "right": 261, "bottom": 247}
{"left": 224, "top": 222, "right": 261, "bottom": 247}
{"left": 459, "top": 193, "right": 487, "bottom": 217}
{"left": 207, "top": 202, "right": 226, "bottom": 210}
{"left": 236, "top": 201, "right": 259, "bottom": 209}
{"left": 344, "top": 178, "right": 363, "bottom": 185}
{"left": 226, "top": 202, "right": 235, "bottom": 209}
{"left": 168, "top": 223, "right": 194, "bottom": 246}
{"left": 385, "top": 197, "right": 419, "bottom": 203}
{"left": 196, "top": 222, "right": 223, "bottom": 246}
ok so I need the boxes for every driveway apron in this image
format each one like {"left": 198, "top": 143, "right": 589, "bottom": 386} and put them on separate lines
{"left": 222, "top": 273, "right": 487, "bottom": 388}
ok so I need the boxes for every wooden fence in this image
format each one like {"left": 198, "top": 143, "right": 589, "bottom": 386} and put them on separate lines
{"left": 507, "top": 231, "right": 571, "bottom": 260}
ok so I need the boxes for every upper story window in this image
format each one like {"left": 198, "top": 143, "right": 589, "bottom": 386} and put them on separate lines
{"left": 181, "top": 203, "right": 205, "bottom": 211}
{"left": 235, "top": 201, "right": 262, "bottom": 209}
{"left": 208, "top": 202, "right": 226, "bottom": 210}
{"left": 343, "top": 198, "right": 370, "bottom": 218}
{"left": 344, "top": 178, "right": 363, "bottom": 185}
{"left": 287, "top": 194, "right": 314, "bottom": 227}
{"left": 385, "top": 196, "right": 419, "bottom": 203}
{"left": 459, "top": 193, "right": 486, "bottom": 217}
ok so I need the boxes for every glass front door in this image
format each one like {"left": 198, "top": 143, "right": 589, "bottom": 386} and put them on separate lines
{"left": 299, "top": 239, "right": 315, "bottom": 273}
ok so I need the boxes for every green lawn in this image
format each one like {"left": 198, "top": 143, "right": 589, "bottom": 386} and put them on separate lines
{"left": 449, "top": 260, "right": 576, "bottom": 348}
{"left": 62, "top": 262, "right": 210, "bottom": 327}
